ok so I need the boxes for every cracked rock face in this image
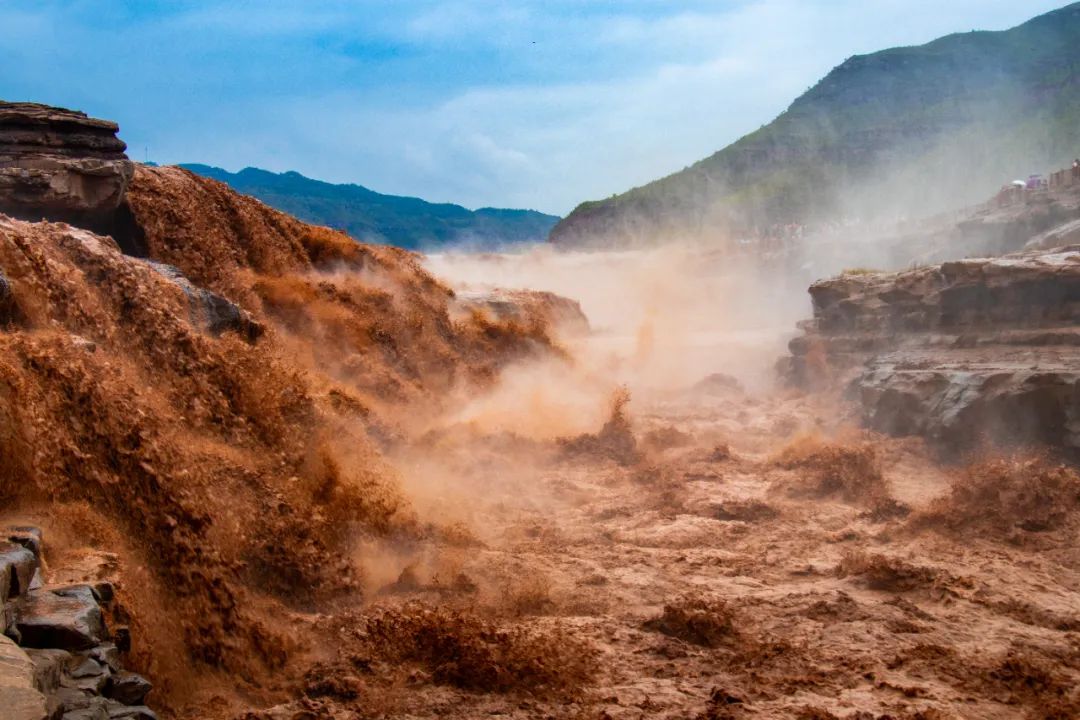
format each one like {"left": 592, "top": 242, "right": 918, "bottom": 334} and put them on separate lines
{"left": 0, "top": 635, "right": 48, "bottom": 720}
{"left": 1, "top": 527, "right": 155, "bottom": 720}
{"left": 0, "top": 101, "right": 134, "bottom": 227}
{"left": 782, "top": 245, "right": 1080, "bottom": 456}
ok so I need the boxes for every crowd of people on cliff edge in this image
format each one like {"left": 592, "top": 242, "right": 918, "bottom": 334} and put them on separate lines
{"left": 993, "top": 158, "right": 1080, "bottom": 208}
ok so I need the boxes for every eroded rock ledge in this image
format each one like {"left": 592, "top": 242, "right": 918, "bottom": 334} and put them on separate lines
{"left": 454, "top": 288, "right": 590, "bottom": 336}
{"left": 781, "top": 246, "right": 1080, "bottom": 455}
{"left": 0, "top": 526, "right": 156, "bottom": 720}
{"left": 0, "top": 101, "right": 134, "bottom": 230}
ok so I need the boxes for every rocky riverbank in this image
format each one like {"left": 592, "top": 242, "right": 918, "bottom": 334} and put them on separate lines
{"left": 1, "top": 526, "right": 155, "bottom": 720}
{"left": 782, "top": 245, "right": 1080, "bottom": 455}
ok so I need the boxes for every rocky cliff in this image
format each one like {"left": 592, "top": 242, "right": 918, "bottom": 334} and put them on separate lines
{"left": 550, "top": 2, "right": 1080, "bottom": 249}
{"left": 782, "top": 245, "right": 1080, "bottom": 455}
{"left": 1, "top": 526, "right": 157, "bottom": 720}
{"left": 0, "top": 102, "right": 134, "bottom": 231}
{"left": 879, "top": 179, "right": 1080, "bottom": 267}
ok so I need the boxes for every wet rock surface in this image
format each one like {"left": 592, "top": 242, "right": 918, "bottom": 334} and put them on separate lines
{"left": 0, "top": 270, "right": 16, "bottom": 324}
{"left": 0, "top": 526, "right": 155, "bottom": 720}
{"left": 0, "top": 102, "right": 134, "bottom": 229}
{"left": 784, "top": 245, "right": 1080, "bottom": 454}
{"left": 455, "top": 288, "right": 590, "bottom": 336}
{"left": 0, "top": 543, "right": 38, "bottom": 602}
{"left": 16, "top": 586, "right": 107, "bottom": 650}
{"left": 144, "top": 260, "right": 264, "bottom": 342}
{"left": 105, "top": 671, "right": 152, "bottom": 706}
{"left": 0, "top": 635, "right": 48, "bottom": 720}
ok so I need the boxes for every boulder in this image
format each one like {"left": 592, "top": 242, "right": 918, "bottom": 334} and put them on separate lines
{"left": 691, "top": 373, "right": 746, "bottom": 397}
{"left": 0, "top": 635, "right": 49, "bottom": 720}
{"left": 104, "top": 672, "right": 151, "bottom": 706}
{"left": 14, "top": 586, "right": 107, "bottom": 650}
{"left": 69, "top": 657, "right": 107, "bottom": 681}
{"left": 454, "top": 288, "right": 590, "bottom": 336}
{"left": 7, "top": 527, "right": 44, "bottom": 559}
{"left": 143, "top": 261, "right": 264, "bottom": 342}
{"left": 63, "top": 704, "right": 109, "bottom": 720}
{"left": 0, "top": 542, "right": 39, "bottom": 601}
{"left": 104, "top": 703, "right": 157, "bottom": 720}
{"left": 109, "top": 627, "right": 130, "bottom": 654}
{"left": 23, "top": 648, "right": 72, "bottom": 694}
{"left": 0, "top": 102, "right": 134, "bottom": 229}
{"left": 48, "top": 584, "right": 111, "bottom": 606}
{"left": 55, "top": 686, "right": 98, "bottom": 711}
{"left": 84, "top": 644, "right": 120, "bottom": 673}
{"left": 62, "top": 671, "right": 109, "bottom": 695}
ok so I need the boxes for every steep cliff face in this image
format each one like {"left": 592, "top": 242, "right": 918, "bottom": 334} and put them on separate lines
{"left": 782, "top": 246, "right": 1080, "bottom": 455}
{"left": 551, "top": 2, "right": 1080, "bottom": 249}
{"left": 0, "top": 102, "right": 134, "bottom": 230}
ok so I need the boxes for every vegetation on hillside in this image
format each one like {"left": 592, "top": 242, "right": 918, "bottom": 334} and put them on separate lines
{"left": 551, "top": 2, "right": 1080, "bottom": 247}
{"left": 181, "top": 164, "right": 560, "bottom": 250}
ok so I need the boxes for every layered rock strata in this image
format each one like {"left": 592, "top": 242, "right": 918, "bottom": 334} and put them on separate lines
{"left": 0, "top": 527, "right": 155, "bottom": 720}
{"left": 782, "top": 246, "right": 1080, "bottom": 454}
{"left": 0, "top": 102, "right": 134, "bottom": 230}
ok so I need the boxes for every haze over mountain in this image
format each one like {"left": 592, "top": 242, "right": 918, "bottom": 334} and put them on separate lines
{"left": 181, "top": 164, "right": 559, "bottom": 250}
{"left": 7, "top": 2, "right": 1063, "bottom": 217}
{"left": 551, "top": 2, "right": 1080, "bottom": 248}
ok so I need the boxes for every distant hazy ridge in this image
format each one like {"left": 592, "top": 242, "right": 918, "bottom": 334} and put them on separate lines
{"left": 181, "top": 164, "right": 560, "bottom": 250}
{"left": 551, "top": 2, "right": 1080, "bottom": 248}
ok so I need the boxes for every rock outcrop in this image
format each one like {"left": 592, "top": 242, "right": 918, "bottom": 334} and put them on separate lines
{"left": 879, "top": 180, "right": 1080, "bottom": 266}
{"left": 0, "top": 635, "right": 48, "bottom": 720}
{"left": 143, "top": 260, "right": 264, "bottom": 342}
{"left": 0, "top": 527, "right": 156, "bottom": 720}
{"left": 1026, "top": 216, "right": 1080, "bottom": 251}
{"left": 782, "top": 246, "right": 1080, "bottom": 455}
{"left": 0, "top": 102, "right": 134, "bottom": 230}
{"left": 454, "top": 289, "right": 590, "bottom": 337}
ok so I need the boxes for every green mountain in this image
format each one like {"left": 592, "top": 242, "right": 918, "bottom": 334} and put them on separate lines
{"left": 550, "top": 2, "right": 1080, "bottom": 248}
{"left": 180, "top": 164, "right": 559, "bottom": 250}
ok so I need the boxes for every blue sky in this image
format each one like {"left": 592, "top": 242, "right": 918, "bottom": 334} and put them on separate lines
{"left": 0, "top": 1, "right": 1069, "bottom": 214}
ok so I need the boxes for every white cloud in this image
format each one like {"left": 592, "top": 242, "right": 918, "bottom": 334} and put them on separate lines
{"left": 0, "top": 0, "right": 1070, "bottom": 215}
